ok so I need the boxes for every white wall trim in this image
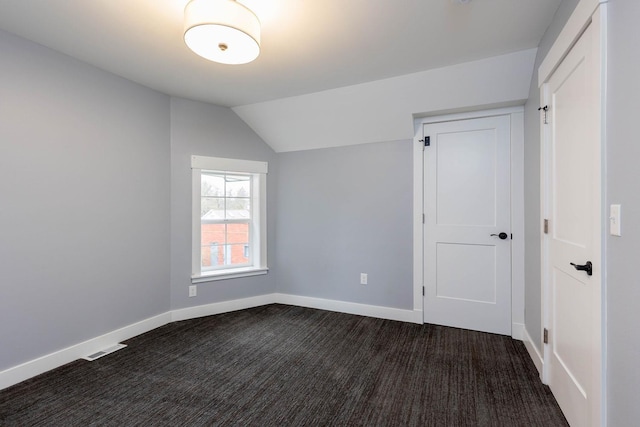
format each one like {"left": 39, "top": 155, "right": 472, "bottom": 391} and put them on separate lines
{"left": 171, "top": 294, "right": 277, "bottom": 322}
{"left": 510, "top": 111, "right": 526, "bottom": 335}
{"left": 416, "top": 106, "right": 526, "bottom": 125}
{"left": 275, "top": 293, "right": 423, "bottom": 324}
{"left": 190, "top": 155, "right": 268, "bottom": 174}
{"left": 523, "top": 327, "right": 544, "bottom": 378}
{"left": 0, "top": 312, "right": 171, "bottom": 391}
{"left": 512, "top": 323, "right": 525, "bottom": 341}
{"left": 412, "top": 134, "right": 424, "bottom": 313}
{"left": 0, "top": 293, "right": 424, "bottom": 391}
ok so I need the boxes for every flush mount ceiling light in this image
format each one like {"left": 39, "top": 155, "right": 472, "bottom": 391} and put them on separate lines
{"left": 184, "top": 0, "right": 261, "bottom": 65}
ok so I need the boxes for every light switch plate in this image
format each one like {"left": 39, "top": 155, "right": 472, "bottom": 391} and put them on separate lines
{"left": 610, "top": 204, "right": 621, "bottom": 236}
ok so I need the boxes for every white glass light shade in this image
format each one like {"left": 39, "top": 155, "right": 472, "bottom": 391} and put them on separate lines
{"left": 184, "top": 0, "right": 261, "bottom": 65}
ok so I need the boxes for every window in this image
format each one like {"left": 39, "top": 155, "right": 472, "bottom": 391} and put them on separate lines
{"left": 191, "top": 155, "right": 268, "bottom": 282}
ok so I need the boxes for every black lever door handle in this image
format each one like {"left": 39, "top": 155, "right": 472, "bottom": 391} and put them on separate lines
{"left": 490, "top": 232, "right": 509, "bottom": 240}
{"left": 570, "top": 261, "right": 593, "bottom": 276}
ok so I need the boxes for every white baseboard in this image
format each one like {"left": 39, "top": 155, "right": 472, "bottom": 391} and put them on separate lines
{"left": 0, "top": 293, "right": 424, "bottom": 391}
{"left": 274, "top": 293, "right": 423, "bottom": 324}
{"left": 171, "top": 294, "right": 277, "bottom": 322}
{"left": 523, "top": 327, "right": 544, "bottom": 377}
{"left": 511, "top": 322, "right": 525, "bottom": 340}
{"left": 0, "top": 312, "right": 171, "bottom": 391}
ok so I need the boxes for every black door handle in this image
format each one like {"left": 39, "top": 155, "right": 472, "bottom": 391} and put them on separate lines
{"left": 570, "top": 261, "right": 593, "bottom": 276}
{"left": 490, "top": 232, "right": 509, "bottom": 240}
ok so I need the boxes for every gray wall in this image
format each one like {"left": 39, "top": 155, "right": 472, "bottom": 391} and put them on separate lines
{"left": 0, "top": 28, "right": 281, "bottom": 373}
{"left": 522, "top": 0, "right": 579, "bottom": 352}
{"left": 0, "top": 30, "right": 171, "bottom": 370}
{"left": 169, "top": 97, "right": 278, "bottom": 309}
{"left": 606, "top": 0, "right": 640, "bottom": 423}
{"left": 275, "top": 140, "right": 413, "bottom": 309}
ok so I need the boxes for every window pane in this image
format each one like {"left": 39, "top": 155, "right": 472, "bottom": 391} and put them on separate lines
{"left": 202, "top": 222, "right": 226, "bottom": 244}
{"left": 203, "top": 243, "right": 250, "bottom": 268}
{"left": 201, "top": 223, "right": 250, "bottom": 269}
{"left": 225, "top": 175, "right": 251, "bottom": 197}
{"left": 226, "top": 198, "right": 250, "bottom": 219}
{"left": 201, "top": 173, "right": 224, "bottom": 196}
{"left": 225, "top": 223, "right": 249, "bottom": 266}
{"left": 201, "top": 223, "right": 226, "bottom": 268}
{"left": 201, "top": 197, "right": 225, "bottom": 218}
{"left": 227, "top": 244, "right": 250, "bottom": 265}
{"left": 227, "top": 222, "right": 249, "bottom": 245}
{"left": 202, "top": 244, "right": 223, "bottom": 268}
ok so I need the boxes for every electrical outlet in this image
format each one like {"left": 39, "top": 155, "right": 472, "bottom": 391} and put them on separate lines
{"left": 188, "top": 285, "right": 197, "bottom": 297}
{"left": 360, "top": 273, "right": 368, "bottom": 285}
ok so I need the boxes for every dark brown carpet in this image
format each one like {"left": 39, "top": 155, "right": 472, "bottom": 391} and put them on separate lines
{"left": 0, "top": 304, "right": 568, "bottom": 426}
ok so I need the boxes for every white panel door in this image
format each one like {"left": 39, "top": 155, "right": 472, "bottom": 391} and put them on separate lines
{"left": 423, "top": 115, "right": 511, "bottom": 335}
{"left": 544, "top": 20, "right": 601, "bottom": 427}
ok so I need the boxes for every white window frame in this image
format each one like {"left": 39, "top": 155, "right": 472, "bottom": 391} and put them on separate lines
{"left": 191, "top": 155, "right": 268, "bottom": 283}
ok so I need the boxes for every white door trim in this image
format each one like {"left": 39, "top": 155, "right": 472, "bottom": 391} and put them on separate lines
{"left": 413, "top": 106, "right": 525, "bottom": 339}
{"left": 539, "top": 2, "right": 607, "bottom": 425}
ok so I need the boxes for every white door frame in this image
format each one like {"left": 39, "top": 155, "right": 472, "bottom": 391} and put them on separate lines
{"left": 538, "top": 0, "right": 607, "bottom": 425}
{"left": 413, "top": 107, "right": 525, "bottom": 339}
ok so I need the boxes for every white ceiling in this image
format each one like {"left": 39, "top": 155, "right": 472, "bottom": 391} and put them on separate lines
{"left": 0, "top": 0, "right": 561, "bottom": 108}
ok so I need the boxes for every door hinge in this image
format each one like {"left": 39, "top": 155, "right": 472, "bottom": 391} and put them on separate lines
{"left": 422, "top": 213, "right": 425, "bottom": 224}
{"left": 419, "top": 136, "right": 431, "bottom": 148}
{"left": 422, "top": 286, "right": 425, "bottom": 296}
{"left": 543, "top": 219, "right": 549, "bottom": 234}
{"left": 544, "top": 328, "right": 549, "bottom": 344}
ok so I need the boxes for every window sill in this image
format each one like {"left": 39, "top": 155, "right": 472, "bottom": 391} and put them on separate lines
{"left": 191, "top": 267, "right": 269, "bottom": 283}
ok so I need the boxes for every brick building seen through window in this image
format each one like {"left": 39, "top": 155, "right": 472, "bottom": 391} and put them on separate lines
{"left": 201, "top": 221, "right": 250, "bottom": 267}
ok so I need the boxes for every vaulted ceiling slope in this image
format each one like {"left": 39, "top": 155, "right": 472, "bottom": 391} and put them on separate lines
{"left": 0, "top": 0, "right": 560, "bottom": 108}
{"left": 233, "top": 49, "right": 537, "bottom": 152}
